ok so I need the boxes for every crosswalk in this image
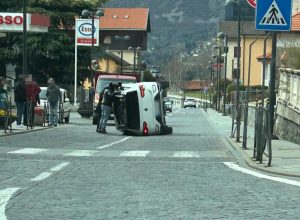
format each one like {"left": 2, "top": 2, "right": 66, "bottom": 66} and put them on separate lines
{"left": 4, "top": 147, "right": 232, "bottom": 159}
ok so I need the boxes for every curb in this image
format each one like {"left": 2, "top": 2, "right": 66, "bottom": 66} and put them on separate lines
{"left": 0, "top": 126, "right": 51, "bottom": 137}
{"left": 225, "top": 137, "right": 300, "bottom": 178}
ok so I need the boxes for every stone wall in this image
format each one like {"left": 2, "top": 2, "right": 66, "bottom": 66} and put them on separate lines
{"left": 274, "top": 68, "right": 300, "bottom": 144}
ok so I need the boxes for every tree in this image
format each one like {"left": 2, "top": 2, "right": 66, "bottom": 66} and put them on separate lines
{"left": 0, "top": 0, "right": 108, "bottom": 84}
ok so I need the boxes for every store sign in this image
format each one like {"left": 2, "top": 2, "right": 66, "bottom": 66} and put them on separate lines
{"left": 75, "top": 19, "right": 99, "bottom": 46}
{"left": 0, "top": 13, "right": 49, "bottom": 32}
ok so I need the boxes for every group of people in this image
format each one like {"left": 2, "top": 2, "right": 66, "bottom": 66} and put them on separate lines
{"left": 96, "top": 82, "right": 122, "bottom": 134}
{"left": 13, "top": 75, "right": 61, "bottom": 127}
{"left": 14, "top": 74, "right": 41, "bottom": 127}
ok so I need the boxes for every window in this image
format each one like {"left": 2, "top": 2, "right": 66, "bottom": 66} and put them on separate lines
{"left": 234, "top": 47, "right": 241, "bottom": 58}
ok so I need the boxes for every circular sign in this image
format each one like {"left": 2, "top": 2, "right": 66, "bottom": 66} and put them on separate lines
{"left": 78, "top": 23, "right": 95, "bottom": 36}
{"left": 247, "top": 0, "right": 256, "bottom": 8}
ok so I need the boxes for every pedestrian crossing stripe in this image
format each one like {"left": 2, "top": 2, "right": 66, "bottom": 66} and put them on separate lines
{"left": 259, "top": 0, "right": 286, "bottom": 26}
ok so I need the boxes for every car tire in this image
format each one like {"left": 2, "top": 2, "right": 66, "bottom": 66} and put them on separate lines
{"left": 161, "top": 126, "right": 173, "bottom": 135}
{"left": 170, "top": 109, "right": 172, "bottom": 112}
{"left": 64, "top": 112, "right": 70, "bottom": 123}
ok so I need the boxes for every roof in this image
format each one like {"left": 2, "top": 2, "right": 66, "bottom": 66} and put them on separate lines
{"left": 100, "top": 8, "right": 151, "bottom": 32}
{"left": 182, "top": 80, "right": 210, "bottom": 90}
{"left": 218, "top": 21, "right": 266, "bottom": 38}
{"left": 292, "top": 13, "right": 300, "bottom": 31}
{"left": 257, "top": 52, "right": 272, "bottom": 61}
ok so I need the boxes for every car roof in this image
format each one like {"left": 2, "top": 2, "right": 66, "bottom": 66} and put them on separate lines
{"left": 98, "top": 75, "right": 136, "bottom": 80}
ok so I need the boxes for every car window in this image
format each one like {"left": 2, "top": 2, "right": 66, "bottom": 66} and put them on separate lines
{"left": 39, "top": 89, "right": 47, "bottom": 99}
{"left": 96, "top": 78, "right": 136, "bottom": 93}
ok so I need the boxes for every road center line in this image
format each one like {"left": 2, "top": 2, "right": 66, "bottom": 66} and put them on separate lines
{"left": 50, "top": 162, "right": 70, "bottom": 172}
{"left": 120, "top": 151, "right": 150, "bottom": 157}
{"left": 0, "top": 188, "right": 20, "bottom": 220}
{"left": 97, "top": 137, "right": 131, "bottom": 150}
{"left": 224, "top": 162, "right": 300, "bottom": 187}
{"left": 30, "top": 172, "right": 52, "bottom": 182}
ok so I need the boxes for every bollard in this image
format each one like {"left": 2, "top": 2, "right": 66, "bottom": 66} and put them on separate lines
{"left": 255, "top": 106, "right": 264, "bottom": 162}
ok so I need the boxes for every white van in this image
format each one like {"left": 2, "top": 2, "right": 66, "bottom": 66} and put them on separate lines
{"left": 113, "top": 82, "right": 172, "bottom": 135}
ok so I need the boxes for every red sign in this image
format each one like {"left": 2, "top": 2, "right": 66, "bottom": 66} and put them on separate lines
{"left": 247, "top": 0, "right": 256, "bottom": 8}
{"left": 0, "top": 15, "right": 23, "bottom": 25}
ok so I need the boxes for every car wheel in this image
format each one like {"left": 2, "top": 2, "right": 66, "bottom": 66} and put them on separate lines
{"left": 170, "top": 109, "right": 172, "bottom": 112}
{"left": 64, "top": 111, "right": 70, "bottom": 123}
{"left": 161, "top": 126, "right": 173, "bottom": 135}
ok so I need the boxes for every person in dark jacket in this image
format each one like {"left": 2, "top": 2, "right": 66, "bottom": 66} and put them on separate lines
{"left": 98, "top": 83, "right": 119, "bottom": 134}
{"left": 24, "top": 74, "right": 41, "bottom": 126}
{"left": 14, "top": 75, "right": 26, "bottom": 127}
{"left": 46, "top": 78, "right": 62, "bottom": 127}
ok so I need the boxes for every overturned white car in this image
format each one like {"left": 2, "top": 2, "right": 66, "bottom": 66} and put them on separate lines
{"left": 113, "top": 82, "right": 173, "bottom": 136}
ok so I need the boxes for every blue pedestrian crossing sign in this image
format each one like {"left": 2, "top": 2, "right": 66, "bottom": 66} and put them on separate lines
{"left": 256, "top": 0, "right": 292, "bottom": 31}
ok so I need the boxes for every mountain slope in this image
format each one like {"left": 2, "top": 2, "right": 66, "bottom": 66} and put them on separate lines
{"left": 104, "top": 0, "right": 225, "bottom": 64}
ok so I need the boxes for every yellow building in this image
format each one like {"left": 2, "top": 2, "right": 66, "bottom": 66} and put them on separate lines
{"left": 219, "top": 21, "right": 272, "bottom": 86}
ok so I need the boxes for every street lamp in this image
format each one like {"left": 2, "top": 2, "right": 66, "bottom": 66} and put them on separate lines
{"left": 213, "top": 44, "right": 221, "bottom": 112}
{"left": 81, "top": 9, "right": 104, "bottom": 82}
{"left": 227, "top": 0, "right": 241, "bottom": 142}
{"left": 128, "top": 46, "right": 141, "bottom": 73}
{"left": 217, "top": 32, "right": 228, "bottom": 115}
{"left": 23, "top": 0, "right": 28, "bottom": 75}
{"left": 114, "top": 35, "right": 131, "bottom": 74}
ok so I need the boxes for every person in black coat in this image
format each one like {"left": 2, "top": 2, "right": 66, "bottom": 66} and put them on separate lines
{"left": 14, "top": 76, "right": 26, "bottom": 127}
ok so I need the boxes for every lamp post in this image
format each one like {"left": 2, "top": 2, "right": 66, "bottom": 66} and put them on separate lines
{"left": 128, "top": 46, "right": 141, "bottom": 73}
{"left": 217, "top": 32, "right": 228, "bottom": 115}
{"left": 227, "top": 0, "right": 241, "bottom": 142}
{"left": 82, "top": 9, "right": 104, "bottom": 83}
{"left": 213, "top": 44, "right": 221, "bottom": 112}
{"left": 22, "top": 0, "right": 28, "bottom": 75}
{"left": 114, "top": 35, "right": 131, "bottom": 74}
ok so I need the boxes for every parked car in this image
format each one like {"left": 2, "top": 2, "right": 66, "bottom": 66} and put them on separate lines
{"left": 163, "top": 97, "right": 172, "bottom": 112}
{"left": 184, "top": 98, "right": 197, "bottom": 108}
{"left": 38, "top": 87, "right": 71, "bottom": 123}
{"left": 92, "top": 74, "right": 137, "bottom": 124}
{"left": 113, "top": 82, "right": 173, "bottom": 136}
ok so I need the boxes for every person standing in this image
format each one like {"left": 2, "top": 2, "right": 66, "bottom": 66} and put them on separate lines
{"left": 46, "top": 78, "right": 62, "bottom": 127}
{"left": 24, "top": 75, "right": 41, "bottom": 127}
{"left": 0, "top": 78, "right": 7, "bottom": 109}
{"left": 98, "top": 83, "right": 119, "bottom": 134}
{"left": 14, "top": 76, "right": 26, "bottom": 127}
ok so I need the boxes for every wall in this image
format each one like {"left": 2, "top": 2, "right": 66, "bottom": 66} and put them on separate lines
{"left": 226, "top": 35, "right": 272, "bottom": 86}
{"left": 275, "top": 68, "right": 300, "bottom": 144}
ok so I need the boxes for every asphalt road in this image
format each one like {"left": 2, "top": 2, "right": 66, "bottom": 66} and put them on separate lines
{"left": 0, "top": 109, "right": 300, "bottom": 220}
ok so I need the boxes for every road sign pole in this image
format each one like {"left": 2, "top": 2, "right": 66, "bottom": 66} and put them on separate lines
{"left": 269, "top": 32, "right": 277, "bottom": 136}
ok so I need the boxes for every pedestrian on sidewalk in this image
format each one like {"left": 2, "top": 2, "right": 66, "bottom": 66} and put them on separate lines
{"left": 97, "top": 83, "right": 119, "bottom": 134}
{"left": 0, "top": 78, "right": 7, "bottom": 109}
{"left": 24, "top": 74, "right": 41, "bottom": 127}
{"left": 46, "top": 78, "right": 62, "bottom": 127}
{"left": 14, "top": 75, "right": 26, "bottom": 127}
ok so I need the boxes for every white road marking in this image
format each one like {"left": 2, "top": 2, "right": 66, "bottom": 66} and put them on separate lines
{"left": 64, "top": 150, "right": 98, "bottom": 157}
{"left": 173, "top": 151, "right": 200, "bottom": 158}
{"left": 224, "top": 162, "right": 300, "bottom": 187}
{"left": 30, "top": 172, "right": 52, "bottom": 181}
{"left": 50, "top": 162, "right": 70, "bottom": 172}
{"left": 0, "top": 188, "right": 20, "bottom": 220}
{"left": 97, "top": 137, "right": 131, "bottom": 150}
{"left": 8, "top": 148, "right": 49, "bottom": 154}
{"left": 120, "top": 151, "right": 150, "bottom": 157}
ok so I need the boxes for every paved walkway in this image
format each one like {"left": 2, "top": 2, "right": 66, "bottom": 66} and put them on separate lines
{"left": 205, "top": 108, "right": 300, "bottom": 178}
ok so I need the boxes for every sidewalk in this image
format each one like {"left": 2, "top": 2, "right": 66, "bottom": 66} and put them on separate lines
{"left": 0, "top": 123, "right": 50, "bottom": 137}
{"left": 205, "top": 108, "right": 300, "bottom": 178}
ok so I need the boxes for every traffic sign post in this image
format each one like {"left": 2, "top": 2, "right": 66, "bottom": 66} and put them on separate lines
{"left": 256, "top": 0, "right": 292, "bottom": 31}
